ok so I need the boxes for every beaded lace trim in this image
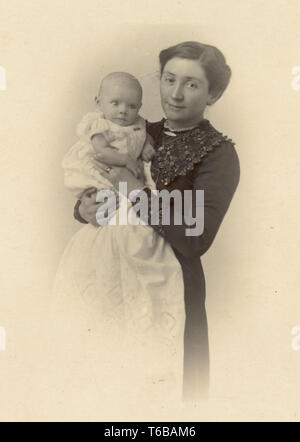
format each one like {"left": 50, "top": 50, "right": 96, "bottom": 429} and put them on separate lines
{"left": 151, "top": 121, "right": 235, "bottom": 187}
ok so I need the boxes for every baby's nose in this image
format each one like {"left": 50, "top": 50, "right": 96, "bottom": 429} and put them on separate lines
{"left": 118, "top": 104, "right": 127, "bottom": 114}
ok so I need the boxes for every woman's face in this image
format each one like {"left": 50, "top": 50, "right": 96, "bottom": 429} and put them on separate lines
{"left": 160, "top": 57, "right": 215, "bottom": 129}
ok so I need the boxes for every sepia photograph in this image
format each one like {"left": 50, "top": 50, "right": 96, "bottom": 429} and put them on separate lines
{"left": 1, "top": 0, "right": 300, "bottom": 423}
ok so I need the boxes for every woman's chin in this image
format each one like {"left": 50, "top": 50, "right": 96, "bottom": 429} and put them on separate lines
{"left": 165, "top": 111, "right": 186, "bottom": 122}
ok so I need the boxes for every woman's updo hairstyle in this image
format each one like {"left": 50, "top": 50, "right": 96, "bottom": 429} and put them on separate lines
{"left": 159, "top": 41, "right": 231, "bottom": 100}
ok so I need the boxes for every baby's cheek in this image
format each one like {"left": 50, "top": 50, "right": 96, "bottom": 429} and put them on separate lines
{"left": 130, "top": 112, "right": 139, "bottom": 124}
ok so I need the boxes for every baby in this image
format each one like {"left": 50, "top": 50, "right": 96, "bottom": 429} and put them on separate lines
{"left": 58, "top": 72, "right": 185, "bottom": 395}
{"left": 63, "top": 72, "right": 156, "bottom": 198}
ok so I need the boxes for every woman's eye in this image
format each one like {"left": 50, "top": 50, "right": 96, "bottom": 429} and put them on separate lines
{"left": 186, "top": 82, "right": 198, "bottom": 89}
{"left": 111, "top": 101, "right": 119, "bottom": 105}
{"left": 129, "top": 105, "right": 137, "bottom": 109}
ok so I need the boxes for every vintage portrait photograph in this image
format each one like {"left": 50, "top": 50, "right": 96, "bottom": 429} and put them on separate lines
{"left": 1, "top": 0, "right": 300, "bottom": 423}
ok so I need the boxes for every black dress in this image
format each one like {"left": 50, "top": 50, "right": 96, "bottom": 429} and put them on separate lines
{"left": 74, "top": 118, "right": 240, "bottom": 400}
{"left": 141, "top": 118, "right": 240, "bottom": 400}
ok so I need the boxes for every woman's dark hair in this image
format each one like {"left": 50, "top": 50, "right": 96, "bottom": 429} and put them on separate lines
{"left": 159, "top": 41, "right": 231, "bottom": 98}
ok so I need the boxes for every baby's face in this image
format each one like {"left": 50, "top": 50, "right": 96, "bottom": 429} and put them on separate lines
{"left": 99, "top": 79, "right": 142, "bottom": 126}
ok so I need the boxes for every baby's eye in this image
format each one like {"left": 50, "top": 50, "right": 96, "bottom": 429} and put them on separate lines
{"left": 111, "top": 100, "right": 119, "bottom": 105}
{"left": 163, "top": 76, "right": 175, "bottom": 84}
{"left": 129, "top": 104, "right": 137, "bottom": 109}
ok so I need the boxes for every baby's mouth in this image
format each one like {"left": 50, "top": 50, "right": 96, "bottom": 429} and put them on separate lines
{"left": 114, "top": 117, "right": 131, "bottom": 126}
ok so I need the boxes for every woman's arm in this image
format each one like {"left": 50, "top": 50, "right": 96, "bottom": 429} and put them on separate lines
{"left": 75, "top": 142, "right": 240, "bottom": 255}
{"left": 75, "top": 168, "right": 142, "bottom": 225}
{"left": 74, "top": 187, "right": 103, "bottom": 226}
{"left": 137, "top": 141, "right": 240, "bottom": 258}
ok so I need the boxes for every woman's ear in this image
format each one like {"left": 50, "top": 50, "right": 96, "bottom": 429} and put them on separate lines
{"left": 207, "top": 90, "right": 223, "bottom": 106}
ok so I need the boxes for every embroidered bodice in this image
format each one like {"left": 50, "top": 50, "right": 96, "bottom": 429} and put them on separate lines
{"left": 148, "top": 119, "right": 235, "bottom": 187}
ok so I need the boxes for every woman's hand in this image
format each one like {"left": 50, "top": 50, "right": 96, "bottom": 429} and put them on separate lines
{"left": 126, "top": 155, "right": 144, "bottom": 179}
{"left": 78, "top": 187, "right": 119, "bottom": 227}
{"left": 93, "top": 161, "right": 145, "bottom": 195}
{"left": 141, "top": 138, "right": 156, "bottom": 162}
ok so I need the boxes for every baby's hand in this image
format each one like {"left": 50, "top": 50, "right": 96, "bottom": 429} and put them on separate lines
{"left": 141, "top": 143, "right": 156, "bottom": 162}
{"left": 126, "top": 155, "right": 144, "bottom": 179}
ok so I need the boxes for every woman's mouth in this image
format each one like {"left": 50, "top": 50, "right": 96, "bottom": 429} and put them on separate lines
{"left": 167, "top": 103, "right": 185, "bottom": 111}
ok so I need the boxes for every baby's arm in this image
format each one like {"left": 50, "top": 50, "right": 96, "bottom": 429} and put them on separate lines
{"left": 92, "top": 133, "right": 144, "bottom": 178}
{"left": 91, "top": 133, "right": 128, "bottom": 166}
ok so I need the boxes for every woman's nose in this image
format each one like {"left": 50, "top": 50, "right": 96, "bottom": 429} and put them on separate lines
{"left": 171, "top": 82, "right": 184, "bottom": 100}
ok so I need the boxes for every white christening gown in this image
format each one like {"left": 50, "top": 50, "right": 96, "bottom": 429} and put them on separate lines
{"left": 51, "top": 111, "right": 186, "bottom": 400}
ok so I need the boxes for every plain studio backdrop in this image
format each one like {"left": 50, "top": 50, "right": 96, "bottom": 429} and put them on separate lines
{"left": 1, "top": 0, "right": 300, "bottom": 421}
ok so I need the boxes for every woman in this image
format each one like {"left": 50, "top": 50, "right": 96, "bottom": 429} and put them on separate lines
{"left": 75, "top": 41, "right": 240, "bottom": 400}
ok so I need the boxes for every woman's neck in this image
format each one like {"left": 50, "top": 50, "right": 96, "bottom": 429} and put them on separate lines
{"left": 165, "top": 116, "right": 204, "bottom": 131}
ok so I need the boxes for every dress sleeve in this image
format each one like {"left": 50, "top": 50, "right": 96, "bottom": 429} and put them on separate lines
{"left": 131, "top": 141, "right": 240, "bottom": 258}
{"left": 74, "top": 199, "right": 88, "bottom": 224}
{"left": 76, "top": 112, "right": 110, "bottom": 141}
